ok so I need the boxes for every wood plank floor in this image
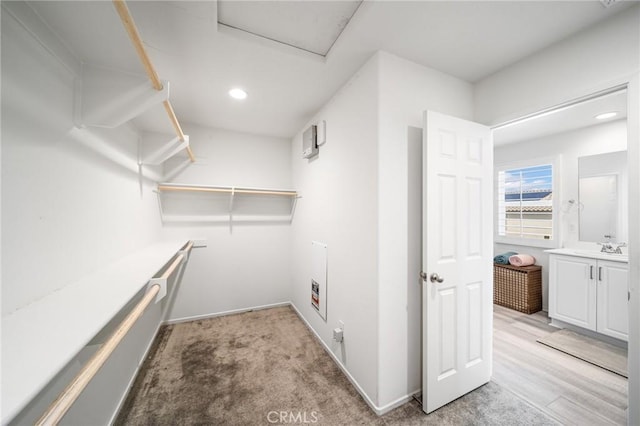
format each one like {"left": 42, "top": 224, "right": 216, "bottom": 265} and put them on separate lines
{"left": 493, "top": 304, "right": 628, "bottom": 425}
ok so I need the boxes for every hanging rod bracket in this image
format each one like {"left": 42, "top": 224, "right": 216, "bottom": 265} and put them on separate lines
{"left": 147, "top": 277, "right": 168, "bottom": 303}
{"left": 147, "top": 253, "right": 186, "bottom": 303}
{"left": 178, "top": 241, "right": 194, "bottom": 260}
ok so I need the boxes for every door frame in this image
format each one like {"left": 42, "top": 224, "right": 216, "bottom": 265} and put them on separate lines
{"left": 488, "top": 75, "right": 640, "bottom": 425}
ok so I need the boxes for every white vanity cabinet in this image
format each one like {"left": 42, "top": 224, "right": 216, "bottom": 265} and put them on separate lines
{"left": 548, "top": 249, "right": 628, "bottom": 342}
{"left": 549, "top": 255, "right": 597, "bottom": 331}
{"left": 596, "top": 260, "right": 629, "bottom": 340}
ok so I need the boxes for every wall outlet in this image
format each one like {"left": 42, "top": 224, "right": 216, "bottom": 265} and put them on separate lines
{"left": 333, "top": 327, "right": 344, "bottom": 343}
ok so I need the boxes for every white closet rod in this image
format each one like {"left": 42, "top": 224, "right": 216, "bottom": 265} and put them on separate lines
{"left": 35, "top": 250, "right": 189, "bottom": 426}
{"left": 158, "top": 184, "right": 298, "bottom": 197}
{"left": 112, "top": 0, "right": 195, "bottom": 163}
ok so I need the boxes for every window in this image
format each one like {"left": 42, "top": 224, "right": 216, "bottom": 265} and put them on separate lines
{"left": 496, "top": 159, "right": 559, "bottom": 247}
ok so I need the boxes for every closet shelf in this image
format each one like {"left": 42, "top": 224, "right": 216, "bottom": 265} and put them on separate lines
{"left": 157, "top": 183, "right": 298, "bottom": 197}
{"left": 156, "top": 183, "right": 299, "bottom": 224}
{"left": 1, "top": 240, "right": 190, "bottom": 424}
{"left": 113, "top": 0, "right": 195, "bottom": 163}
{"left": 71, "top": 1, "right": 195, "bottom": 185}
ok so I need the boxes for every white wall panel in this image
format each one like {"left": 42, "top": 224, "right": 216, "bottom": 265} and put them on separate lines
{"left": 161, "top": 124, "right": 292, "bottom": 322}
{"left": 1, "top": 10, "right": 162, "bottom": 424}
{"left": 377, "top": 52, "right": 474, "bottom": 409}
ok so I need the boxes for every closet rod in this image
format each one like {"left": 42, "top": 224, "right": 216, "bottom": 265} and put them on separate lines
{"left": 158, "top": 184, "right": 298, "bottom": 197}
{"left": 35, "top": 253, "right": 186, "bottom": 426}
{"left": 112, "top": 0, "right": 196, "bottom": 163}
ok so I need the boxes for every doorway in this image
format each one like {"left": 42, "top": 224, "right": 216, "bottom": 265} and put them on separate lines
{"left": 490, "top": 87, "right": 630, "bottom": 424}
{"left": 414, "top": 81, "right": 639, "bottom": 423}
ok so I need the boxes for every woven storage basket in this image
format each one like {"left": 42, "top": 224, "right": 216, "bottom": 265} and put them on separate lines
{"left": 493, "top": 263, "right": 542, "bottom": 314}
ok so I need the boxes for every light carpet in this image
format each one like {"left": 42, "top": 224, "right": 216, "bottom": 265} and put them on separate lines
{"left": 537, "top": 328, "right": 628, "bottom": 377}
{"left": 116, "top": 306, "right": 557, "bottom": 425}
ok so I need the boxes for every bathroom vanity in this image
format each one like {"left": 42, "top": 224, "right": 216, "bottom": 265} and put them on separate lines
{"left": 547, "top": 248, "right": 628, "bottom": 342}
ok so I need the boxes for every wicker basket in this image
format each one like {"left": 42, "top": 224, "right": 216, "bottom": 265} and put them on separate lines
{"left": 493, "top": 263, "right": 542, "bottom": 314}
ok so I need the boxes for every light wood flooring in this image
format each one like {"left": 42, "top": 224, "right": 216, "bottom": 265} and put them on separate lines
{"left": 493, "top": 304, "right": 628, "bottom": 425}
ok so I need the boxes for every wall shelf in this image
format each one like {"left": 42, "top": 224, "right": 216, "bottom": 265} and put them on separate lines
{"left": 1, "top": 240, "right": 191, "bottom": 424}
{"left": 156, "top": 183, "right": 299, "bottom": 224}
{"left": 69, "top": 0, "right": 196, "bottom": 184}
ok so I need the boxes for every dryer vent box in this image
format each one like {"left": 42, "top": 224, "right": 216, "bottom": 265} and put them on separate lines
{"left": 302, "top": 125, "right": 318, "bottom": 159}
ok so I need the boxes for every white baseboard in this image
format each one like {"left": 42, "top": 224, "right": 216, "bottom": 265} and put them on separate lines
{"left": 163, "top": 301, "right": 291, "bottom": 325}
{"left": 550, "top": 318, "right": 628, "bottom": 348}
{"left": 377, "top": 390, "right": 421, "bottom": 414}
{"left": 289, "top": 302, "right": 418, "bottom": 416}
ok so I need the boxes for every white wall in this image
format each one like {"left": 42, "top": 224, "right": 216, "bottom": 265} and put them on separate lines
{"left": 475, "top": 6, "right": 640, "bottom": 126}
{"left": 376, "top": 52, "right": 474, "bottom": 409}
{"left": 475, "top": 5, "right": 640, "bottom": 423}
{"left": 161, "top": 125, "right": 293, "bottom": 322}
{"left": 494, "top": 120, "right": 627, "bottom": 310}
{"left": 289, "top": 51, "right": 475, "bottom": 412}
{"left": 290, "top": 54, "right": 380, "bottom": 408}
{"left": 1, "top": 6, "right": 165, "bottom": 424}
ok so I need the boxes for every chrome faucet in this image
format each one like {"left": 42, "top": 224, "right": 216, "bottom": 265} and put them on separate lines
{"left": 599, "top": 241, "right": 626, "bottom": 254}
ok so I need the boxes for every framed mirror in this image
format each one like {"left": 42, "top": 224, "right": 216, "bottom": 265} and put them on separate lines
{"left": 578, "top": 150, "right": 627, "bottom": 243}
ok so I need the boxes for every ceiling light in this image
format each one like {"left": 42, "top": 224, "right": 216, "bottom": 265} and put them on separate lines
{"left": 229, "top": 88, "right": 247, "bottom": 100}
{"left": 595, "top": 112, "right": 618, "bottom": 120}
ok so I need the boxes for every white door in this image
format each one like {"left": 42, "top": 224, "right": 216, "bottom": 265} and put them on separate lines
{"left": 421, "top": 110, "right": 493, "bottom": 413}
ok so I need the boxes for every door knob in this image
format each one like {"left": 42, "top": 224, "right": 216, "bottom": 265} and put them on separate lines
{"left": 420, "top": 271, "right": 427, "bottom": 281}
{"left": 430, "top": 273, "right": 444, "bottom": 283}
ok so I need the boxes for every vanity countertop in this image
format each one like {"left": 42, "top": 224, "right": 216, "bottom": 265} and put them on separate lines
{"left": 545, "top": 248, "right": 628, "bottom": 263}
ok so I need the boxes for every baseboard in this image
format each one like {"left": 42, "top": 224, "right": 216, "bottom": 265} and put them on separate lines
{"left": 163, "top": 301, "right": 291, "bottom": 325}
{"left": 377, "top": 390, "right": 422, "bottom": 414}
{"left": 289, "top": 302, "right": 417, "bottom": 416}
{"left": 549, "top": 318, "right": 628, "bottom": 348}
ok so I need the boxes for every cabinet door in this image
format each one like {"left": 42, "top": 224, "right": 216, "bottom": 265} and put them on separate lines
{"left": 549, "top": 255, "right": 597, "bottom": 330}
{"left": 596, "top": 260, "right": 629, "bottom": 341}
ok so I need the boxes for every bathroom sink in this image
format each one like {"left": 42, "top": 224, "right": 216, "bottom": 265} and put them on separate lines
{"left": 565, "top": 249, "right": 628, "bottom": 262}
{"left": 573, "top": 250, "right": 622, "bottom": 256}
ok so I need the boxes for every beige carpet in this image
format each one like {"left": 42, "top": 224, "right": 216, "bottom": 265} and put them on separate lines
{"left": 537, "top": 328, "right": 628, "bottom": 377}
{"left": 116, "top": 306, "right": 557, "bottom": 425}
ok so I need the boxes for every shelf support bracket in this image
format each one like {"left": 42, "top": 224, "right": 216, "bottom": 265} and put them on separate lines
{"left": 143, "top": 135, "right": 190, "bottom": 165}
{"left": 75, "top": 64, "right": 169, "bottom": 129}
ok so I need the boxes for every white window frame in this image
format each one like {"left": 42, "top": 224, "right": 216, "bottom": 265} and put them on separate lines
{"left": 494, "top": 156, "right": 561, "bottom": 249}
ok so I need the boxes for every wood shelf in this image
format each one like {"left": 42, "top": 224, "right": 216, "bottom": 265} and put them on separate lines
{"left": 156, "top": 183, "right": 299, "bottom": 225}
{"left": 1, "top": 240, "right": 190, "bottom": 423}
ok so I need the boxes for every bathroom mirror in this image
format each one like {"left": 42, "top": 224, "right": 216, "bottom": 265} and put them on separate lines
{"left": 578, "top": 150, "right": 627, "bottom": 243}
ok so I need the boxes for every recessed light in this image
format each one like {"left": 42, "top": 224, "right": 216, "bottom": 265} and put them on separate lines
{"left": 595, "top": 112, "right": 618, "bottom": 120}
{"left": 229, "top": 88, "right": 247, "bottom": 100}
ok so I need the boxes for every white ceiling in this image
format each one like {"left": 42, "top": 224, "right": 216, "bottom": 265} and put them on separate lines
{"left": 217, "top": 1, "right": 362, "bottom": 56}
{"left": 27, "top": 1, "right": 636, "bottom": 139}
{"left": 494, "top": 90, "right": 628, "bottom": 146}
